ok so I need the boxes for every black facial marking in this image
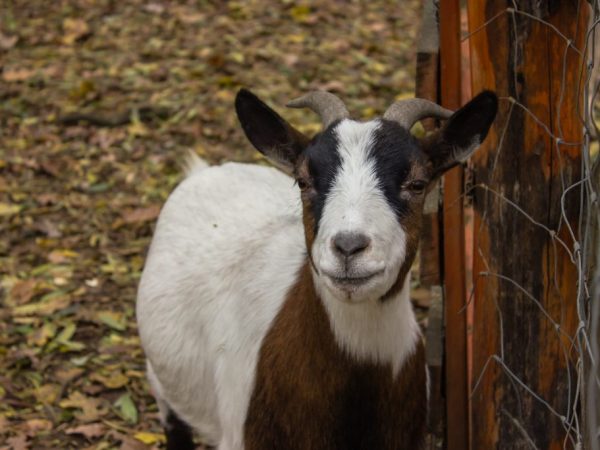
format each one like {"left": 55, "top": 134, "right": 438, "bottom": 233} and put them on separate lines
{"left": 302, "top": 126, "right": 342, "bottom": 232}
{"left": 369, "top": 120, "right": 426, "bottom": 219}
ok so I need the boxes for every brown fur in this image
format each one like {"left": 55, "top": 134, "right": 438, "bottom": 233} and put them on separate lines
{"left": 382, "top": 161, "right": 428, "bottom": 302}
{"left": 244, "top": 263, "right": 427, "bottom": 450}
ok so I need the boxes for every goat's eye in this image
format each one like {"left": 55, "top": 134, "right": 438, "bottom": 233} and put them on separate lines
{"left": 407, "top": 180, "right": 427, "bottom": 194}
{"left": 297, "top": 179, "right": 311, "bottom": 191}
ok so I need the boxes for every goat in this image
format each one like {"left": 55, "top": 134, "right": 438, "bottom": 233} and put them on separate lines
{"left": 136, "top": 89, "right": 497, "bottom": 449}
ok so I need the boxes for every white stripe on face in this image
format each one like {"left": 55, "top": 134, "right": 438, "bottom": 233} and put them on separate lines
{"left": 311, "top": 119, "right": 407, "bottom": 303}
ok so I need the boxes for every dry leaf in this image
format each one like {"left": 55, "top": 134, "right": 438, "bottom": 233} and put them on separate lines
{"left": 62, "top": 18, "right": 91, "bottom": 45}
{"left": 121, "top": 205, "right": 161, "bottom": 224}
{"left": 6, "top": 434, "right": 28, "bottom": 450}
{"left": 59, "top": 391, "right": 107, "bottom": 423}
{"left": 22, "top": 418, "right": 52, "bottom": 435}
{"left": 65, "top": 423, "right": 106, "bottom": 439}
{"left": 54, "top": 367, "right": 84, "bottom": 384}
{"left": 0, "top": 33, "right": 18, "bottom": 50}
{"left": 1, "top": 68, "right": 34, "bottom": 83}
{"left": 9, "top": 279, "right": 37, "bottom": 305}
{"left": 90, "top": 371, "right": 129, "bottom": 389}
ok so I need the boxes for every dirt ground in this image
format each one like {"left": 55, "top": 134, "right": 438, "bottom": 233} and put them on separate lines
{"left": 0, "top": 1, "right": 423, "bottom": 448}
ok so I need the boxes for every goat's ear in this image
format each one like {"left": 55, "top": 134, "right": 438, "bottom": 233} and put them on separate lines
{"left": 235, "top": 89, "right": 310, "bottom": 172}
{"left": 421, "top": 91, "right": 498, "bottom": 179}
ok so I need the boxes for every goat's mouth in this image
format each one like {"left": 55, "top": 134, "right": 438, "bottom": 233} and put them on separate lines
{"left": 325, "top": 270, "right": 383, "bottom": 289}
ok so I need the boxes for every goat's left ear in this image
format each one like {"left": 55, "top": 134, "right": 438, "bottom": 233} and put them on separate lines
{"left": 235, "top": 89, "right": 310, "bottom": 173}
{"left": 421, "top": 91, "right": 498, "bottom": 178}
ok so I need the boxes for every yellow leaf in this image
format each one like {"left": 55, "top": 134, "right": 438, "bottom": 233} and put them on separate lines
{"left": 0, "top": 202, "right": 21, "bottom": 216}
{"left": 290, "top": 5, "right": 311, "bottom": 22}
{"left": 285, "top": 33, "right": 306, "bottom": 44}
{"left": 90, "top": 371, "right": 129, "bottom": 389}
{"left": 370, "top": 62, "right": 387, "bottom": 74}
{"left": 229, "top": 52, "right": 245, "bottom": 64}
{"left": 12, "top": 293, "right": 70, "bottom": 316}
{"left": 361, "top": 107, "right": 377, "bottom": 118}
{"left": 127, "top": 120, "right": 148, "bottom": 137}
{"left": 134, "top": 432, "right": 165, "bottom": 444}
{"left": 394, "top": 92, "right": 414, "bottom": 101}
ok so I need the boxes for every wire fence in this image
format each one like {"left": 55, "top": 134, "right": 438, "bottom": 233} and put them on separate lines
{"left": 454, "top": 1, "right": 599, "bottom": 448}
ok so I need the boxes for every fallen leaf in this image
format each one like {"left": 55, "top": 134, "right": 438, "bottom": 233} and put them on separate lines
{"left": 28, "top": 322, "right": 57, "bottom": 347}
{"left": 0, "top": 202, "right": 22, "bottom": 216}
{"left": 48, "top": 249, "right": 78, "bottom": 264}
{"left": 121, "top": 205, "right": 161, "bottom": 224}
{"left": 65, "top": 423, "right": 106, "bottom": 439}
{"left": 9, "top": 279, "right": 37, "bottom": 305}
{"left": 119, "top": 435, "right": 152, "bottom": 450}
{"left": 62, "top": 18, "right": 91, "bottom": 45}
{"left": 114, "top": 393, "right": 138, "bottom": 424}
{"left": 290, "top": 5, "right": 311, "bottom": 22}
{"left": 91, "top": 371, "right": 129, "bottom": 389}
{"left": 6, "top": 434, "right": 28, "bottom": 450}
{"left": 59, "top": 391, "right": 107, "bottom": 423}
{"left": 12, "top": 293, "right": 71, "bottom": 316}
{"left": 55, "top": 367, "right": 84, "bottom": 383}
{"left": 23, "top": 418, "right": 52, "bottom": 435}
{"left": 97, "top": 311, "right": 127, "bottom": 331}
{"left": 1, "top": 68, "right": 34, "bottom": 83}
{"left": 0, "top": 32, "right": 18, "bottom": 50}
{"left": 34, "top": 384, "right": 60, "bottom": 405}
{"left": 0, "top": 415, "right": 8, "bottom": 433}
{"left": 133, "top": 431, "right": 165, "bottom": 444}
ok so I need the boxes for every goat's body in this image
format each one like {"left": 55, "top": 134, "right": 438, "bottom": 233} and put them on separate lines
{"left": 137, "top": 161, "right": 425, "bottom": 449}
{"left": 137, "top": 88, "right": 498, "bottom": 450}
{"left": 137, "top": 162, "right": 306, "bottom": 448}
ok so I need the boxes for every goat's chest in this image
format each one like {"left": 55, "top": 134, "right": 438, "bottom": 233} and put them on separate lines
{"left": 244, "top": 282, "right": 427, "bottom": 450}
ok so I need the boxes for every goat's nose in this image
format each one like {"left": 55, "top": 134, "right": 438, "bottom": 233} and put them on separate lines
{"left": 333, "top": 232, "right": 371, "bottom": 257}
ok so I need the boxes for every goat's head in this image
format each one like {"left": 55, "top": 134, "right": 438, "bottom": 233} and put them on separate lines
{"left": 236, "top": 89, "right": 497, "bottom": 303}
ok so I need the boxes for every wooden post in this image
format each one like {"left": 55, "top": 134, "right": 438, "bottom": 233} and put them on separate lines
{"left": 439, "top": 1, "right": 470, "bottom": 449}
{"left": 415, "top": 1, "right": 445, "bottom": 443}
{"left": 467, "top": 2, "right": 587, "bottom": 448}
{"left": 416, "top": 0, "right": 442, "bottom": 288}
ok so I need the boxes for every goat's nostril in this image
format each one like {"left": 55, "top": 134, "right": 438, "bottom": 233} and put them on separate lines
{"left": 333, "top": 232, "right": 371, "bottom": 257}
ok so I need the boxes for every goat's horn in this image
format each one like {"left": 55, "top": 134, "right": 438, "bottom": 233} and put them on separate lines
{"left": 383, "top": 99, "right": 454, "bottom": 129}
{"left": 287, "top": 91, "right": 349, "bottom": 129}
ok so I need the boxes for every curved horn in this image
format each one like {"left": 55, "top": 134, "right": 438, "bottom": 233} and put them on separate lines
{"left": 287, "top": 91, "right": 349, "bottom": 129}
{"left": 383, "top": 99, "right": 454, "bottom": 130}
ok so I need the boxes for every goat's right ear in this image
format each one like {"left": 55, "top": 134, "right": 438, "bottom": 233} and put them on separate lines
{"left": 235, "top": 89, "right": 310, "bottom": 172}
{"left": 421, "top": 91, "right": 498, "bottom": 179}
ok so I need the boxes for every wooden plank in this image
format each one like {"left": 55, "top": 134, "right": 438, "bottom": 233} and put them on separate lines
{"left": 416, "top": 0, "right": 442, "bottom": 288}
{"left": 414, "top": 1, "right": 445, "bottom": 443}
{"left": 467, "top": 1, "right": 586, "bottom": 448}
{"left": 439, "top": 1, "right": 469, "bottom": 449}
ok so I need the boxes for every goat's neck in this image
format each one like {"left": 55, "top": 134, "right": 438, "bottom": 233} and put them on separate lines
{"left": 311, "top": 265, "right": 421, "bottom": 377}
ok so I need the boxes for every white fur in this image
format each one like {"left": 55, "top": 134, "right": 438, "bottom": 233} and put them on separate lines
{"left": 317, "top": 275, "right": 420, "bottom": 377}
{"left": 137, "top": 162, "right": 305, "bottom": 448}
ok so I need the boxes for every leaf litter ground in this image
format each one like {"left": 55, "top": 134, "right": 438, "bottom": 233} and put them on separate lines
{"left": 0, "top": 1, "right": 422, "bottom": 448}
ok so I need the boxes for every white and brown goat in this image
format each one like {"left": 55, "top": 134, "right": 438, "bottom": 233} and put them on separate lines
{"left": 136, "top": 89, "right": 497, "bottom": 449}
